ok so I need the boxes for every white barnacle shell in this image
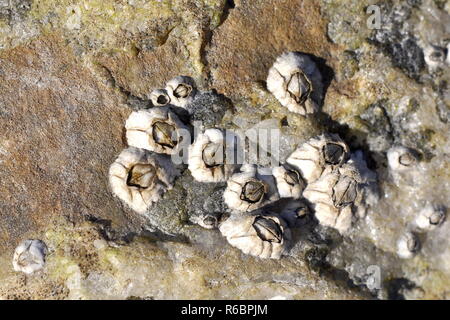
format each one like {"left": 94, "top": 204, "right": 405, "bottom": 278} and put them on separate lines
{"left": 165, "top": 76, "right": 196, "bottom": 108}
{"left": 397, "top": 231, "right": 420, "bottom": 259}
{"left": 303, "top": 163, "right": 363, "bottom": 233}
{"left": 287, "top": 133, "right": 350, "bottom": 184}
{"left": 387, "top": 146, "right": 418, "bottom": 171}
{"left": 109, "top": 147, "right": 179, "bottom": 214}
{"left": 272, "top": 164, "right": 305, "bottom": 199}
{"left": 424, "top": 45, "right": 447, "bottom": 70}
{"left": 150, "top": 89, "right": 171, "bottom": 107}
{"left": 223, "top": 165, "right": 280, "bottom": 212}
{"left": 191, "top": 214, "right": 219, "bottom": 230}
{"left": 266, "top": 51, "right": 323, "bottom": 115}
{"left": 219, "top": 213, "right": 291, "bottom": 259}
{"left": 125, "top": 107, "right": 190, "bottom": 155}
{"left": 13, "top": 239, "right": 48, "bottom": 274}
{"left": 188, "top": 128, "right": 237, "bottom": 183}
{"left": 414, "top": 204, "right": 446, "bottom": 231}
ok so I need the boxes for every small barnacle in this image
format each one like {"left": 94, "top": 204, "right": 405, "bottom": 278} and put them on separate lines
{"left": 125, "top": 107, "right": 190, "bottom": 155}
{"left": 272, "top": 164, "right": 305, "bottom": 199}
{"left": 387, "top": 146, "right": 418, "bottom": 171}
{"left": 266, "top": 51, "right": 323, "bottom": 115}
{"left": 191, "top": 213, "right": 220, "bottom": 229}
{"left": 109, "top": 147, "right": 179, "bottom": 214}
{"left": 278, "top": 200, "right": 311, "bottom": 228}
{"left": 287, "top": 133, "right": 350, "bottom": 183}
{"left": 397, "top": 232, "right": 420, "bottom": 259}
{"left": 150, "top": 89, "right": 171, "bottom": 107}
{"left": 188, "top": 129, "right": 237, "bottom": 182}
{"left": 219, "top": 214, "right": 291, "bottom": 259}
{"left": 414, "top": 204, "right": 446, "bottom": 231}
{"left": 223, "top": 165, "right": 280, "bottom": 212}
{"left": 303, "top": 163, "right": 363, "bottom": 233}
{"left": 13, "top": 240, "right": 48, "bottom": 274}
{"left": 165, "top": 76, "right": 196, "bottom": 108}
{"left": 424, "top": 45, "right": 447, "bottom": 70}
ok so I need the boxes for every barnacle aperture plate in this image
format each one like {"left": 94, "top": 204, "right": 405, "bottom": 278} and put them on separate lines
{"left": 219, "top": 214, "right": 291, "bottom": 259}
{"left": 109, "top": 147, "right": 179, "bottom": 214}
{"left": 125, "top": 107, "right": 190, "bottom": 155}
{"left": 267, "top": 51, "right": 323, "bottom": 115}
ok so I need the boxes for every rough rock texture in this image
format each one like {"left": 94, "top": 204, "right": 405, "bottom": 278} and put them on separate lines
{"left": 0, "top": 0, "right": 449, "bottom": 300}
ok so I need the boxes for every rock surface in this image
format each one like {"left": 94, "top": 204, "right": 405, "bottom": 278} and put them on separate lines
{"left": 0, "top": 0, "right": 449, "bottom": 299}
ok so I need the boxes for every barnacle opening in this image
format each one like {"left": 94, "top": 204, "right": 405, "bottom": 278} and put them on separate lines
{"left": 332, "top": 176, "right": 358, "bottom": 208}
{"left": 399, "top": 153, "right": 415, "bottom": 166}
{"left": 203, "top": 216, "right": 218, "bottom": 228}
{"left": 287, "top": 71, "right": 312, "bottom": 105}
{"left": 202, "top": 142, "right": 224, "bottom": 168}
{"left": 174, "top": 83, "right": 192, "bottom": 99}
{"left": 253, "top": 216, "right": 282, "bottom": 243}
{"left": 126, "top": 163, "right": 156, "bottom": 189}
{"left": 296, "top": 203, "right": 311, "bottom": 218}
{"left": 323, "top": 143, "right": 345, "bottom": 165}
{"left": 157, "top": 94, "right": 170, "bottom": 105}
{"left": 240, "top": 180, "right": 266, "bottom": 203}
{"left": 152, "top": 121, "right": 178, "bottom": 148}
{"left": 284, "top": 169, "right": 301, "bottom": 186}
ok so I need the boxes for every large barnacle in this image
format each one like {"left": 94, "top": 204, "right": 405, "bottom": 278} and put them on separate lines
{"left": 188, "top": 129, "right": 238, "bottom": 182}
{"left": 303, "top": 163, "right": 363, "bottom": 233}
{"left": 287, "top": 133, "right": 349, "bottom": 183}
{"left": 125, "top": 107, "right": 190, "bottom": 155}
{"left": 267, "top": 51, "right": 323, "bottom": 115}
{"left": 109, "top": 147, "right": 179, "bottom": 213}
{"left": 12, "top": 240, "right": 48, "bottom": 274}
{"left": 219, "top": 214, "right": 291, "bottom": 259}
{"left": 223, "top": 165, "right": 280, "bottom": 212}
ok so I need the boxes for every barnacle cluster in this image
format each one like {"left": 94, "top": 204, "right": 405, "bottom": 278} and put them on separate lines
{"left": 108, "top": 52, "right": 380, "bottom": 260}
{"left": 107, "top": 54, "right": 373, "bottom": 259}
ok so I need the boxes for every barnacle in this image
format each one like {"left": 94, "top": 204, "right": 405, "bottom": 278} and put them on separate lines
{"left": 414, "top": 204, "right": 446, "bottom": 231}
{"left": 219, "top": 214, "right": 291, "bottom": 259}
{"left": 278, "top": 200, "right": 311, "bottom": 228}
{"left": 223, "top": 165, "right": 280, "bottom": 212}
{"left": 165, "top": 76, "right": 196, "bottom": 108}
{"left": 150, "top": 89, "right": 171, "bottom": 107}
{"left": 188, "top": 128, "right": 238, "bottom": 183}
{"left": 424, "top": 45, "right": 447, "bottom": 70}
{"left": 125, "top": 107, "right": 190, "bottom": 155}
{"left": 272, "top": 164, "right": 305, "bottom": 199}
{"left": 191, "top": 214, "right": 220, "bottom": 230}
{"left": 387, "top": 146, "right": 418, "bottom": 171}
{"left": 266, "top": 51, "right": 323, "bottom": 115}
{"left": 287, "top": 133, "right": 350, "bottom": 183}
{"left": 12, "top": 239, "right": 48, "bottom": 274}
{"left": 397, "top": 232, "right": 420, "bottom": 259}
{"left": 303, "top": 163, "right": 363, "bottom": 233}
{"left": 109, "top": 147, "right": 179, "bottom": 214}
